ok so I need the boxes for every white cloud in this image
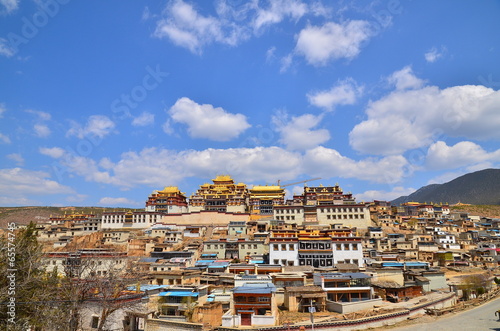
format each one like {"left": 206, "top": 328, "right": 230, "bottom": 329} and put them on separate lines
{"left": 7, "top": 153, "right": 24, "bottom": 166}
{"left": 0, "top": 168, "right": 74, "bottom": 206}
{"left": 272, "top": 111, "right": 330, "bottom": 150}
{"left": 307, "top": 78, "right": 362, "bottom": 111}
{"left": 0, "top": 0, "right": 18, "bottom": 15}
{"left": 350, "top": 68, "right": 500, "bottom": 155}
{"left": 67, "top": 115, "right": 116, "bottom": 139}
{"left": 26, "top": 109, "right": 51, "bottom": 121}
{"left": 168, "top": 97, "right": 250, "bottom": 141}
{"left": 0, "top": 132, "right": 11, "bottom": 144}
{"left": 154, "top": 0, "right": 247, "bottom": 54}
{"left": 142, "top": 6, "right": 151, "bottom": 20}
{"left": 61, "top": 155, "right": 113, "bottom": 184}
{"left": 132, "top": 111, "right": 155, "bottom": 126}
{"left": 251, "top": 0, "right": 308, "bottom": 32}
{"left": 98, "top": 197, "right": 141, "bottom": 207}
{"left": 266, "top": 46, "right": 276, "bottom": 62}
{"left": 295, "top": 20, "right": 372, "bottom": 66}
{"left": 0, "top": 37, "right": 15, "bottom": 57}
{"left": 425, "top": 46, "right": 445, "bottom": 63}
{"left": 162, "top": 119, "right": 174, "bottom": 135}
{"left": 66, "top": 194, "right": 88, "bottom": 203}
{"left": 53, "top": 146, "right": 301, "bottom": 189}
{"left": 39, "top": 147, "right": 66, "bottom": 159}
{"left": 356, "top": 186, "right": 416, "bottom": 202}
{"left": 387, "top": 66, "right": 425, "bottom": 90}
{"left": 279, "top": 54, "right": 293, "bottom": 73}
{"left": 303, "top": 146, "right": 408, "bottom": 184}
{"left": 155, "top": 0, "right": 332, "bottom": 54}
{"left": 427, "top": 171, "right": 465, "bottom": 185}
{"left": 425, "top": 141, "right": 500, "bottom": 170}
{"left": 34, "top": 123, "right": 51, "bottom": 137}
{"left": 0, "top": 103, "right": 6, "bottom": 117}
{"left": 45, "top": 143, "right": 412, "bottom": 192}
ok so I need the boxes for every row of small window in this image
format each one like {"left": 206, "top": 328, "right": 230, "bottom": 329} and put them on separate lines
{"left": 272, "top": 244, "right": 295, "bottom": 251}
{"left": 273, "top": 243, "right": 359, "bottom": 251}
{"left": 151, "top": 267, "right": 173, "bottom": 271}
{"left": 336, "top": 243, "right": 359, "bottom": 250}
{"left": 49, "top": 259, "right": 123, "bottom": 265}
{"left": 273, "top": 259, "right": 295, "bottom": 266}
{"left": 326, "top": 214, "right": 364, "bottom": 220}
{"left": 275, "top": 207, "right": 364, "bottom": 214}
{"left": 275, "top": 216, "right": 296, "bottom": 221}
{"left": 234, "top": 296, "right": 270, "bottom": 303}
{"left": 205, "top": 244, "right": 259, "bottom": 249}
{"left": 275, "top": 209, "right": 302, "bottom": 214}
{"left": 102, "top": 218, "right": 149, "bottom": 223}
{"left": 320, "top": 207, "right": 363, "bottom": 213}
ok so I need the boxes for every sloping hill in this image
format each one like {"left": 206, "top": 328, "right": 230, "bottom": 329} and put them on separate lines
{"left": 392, "top": 168, "right": 500, "bottom": 206}
{"left": 0, "top": 206, "right": 140, "bottom": 228}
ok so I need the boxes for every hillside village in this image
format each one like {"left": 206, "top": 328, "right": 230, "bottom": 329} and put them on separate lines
{"left": 11, "top": 175, "right": 500, "bottom": 330}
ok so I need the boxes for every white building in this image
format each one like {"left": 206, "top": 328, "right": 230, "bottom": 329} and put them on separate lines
{"left": 101, "top": 211, "right": 163, "bottom": 229}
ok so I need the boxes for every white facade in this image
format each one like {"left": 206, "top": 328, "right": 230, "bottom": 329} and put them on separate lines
{"left": 269, "top": 240, "right": 299, "bottom": 266}
{"left": 269, "top": 239, "right": 364, "bottom": 268}
{"left": 273, "top": 207, "right": 304, "bottom": 223}
{"left": 332, "top": 241, "right": 364, "bottom": 267}
{"left": 316, "top": 205, "right": 371, "bottom": 228}
{"left": 101, "top": 212, "right": 163, "bottom": 229}
{"left": 273, "top": 204, "right": 371, "bottom": 228}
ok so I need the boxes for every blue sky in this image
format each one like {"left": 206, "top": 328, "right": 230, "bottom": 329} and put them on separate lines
{"left": 1, "top": 0, "right": 500, "bottom": 207}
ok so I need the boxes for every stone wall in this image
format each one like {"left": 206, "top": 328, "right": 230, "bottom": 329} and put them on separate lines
{"left": 145, "top": 319, "right": 203, "bottom": 331}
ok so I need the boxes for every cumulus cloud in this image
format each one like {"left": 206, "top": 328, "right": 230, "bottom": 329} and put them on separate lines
{"left": 425, "top": 141, "right": 500, "bottom": 170}
{"left": 26, "top": 109, "right": 51, "bottom": 121}
{"left": 251, "top": 0, "right": 308, "bottom": 32}
{"left": 168, "top": 97, "right": 250, "bottom": 141}
{"left": 387, "top": 66, "right": 425, "bottom": 90}
{"left": 162, "top": 119, "right": 174, "bottom": 135}
{"left": 425, "top": 46, "right": 446, "bottom": 63}
{"left": 295, "top": 20, "right": 373, "bottom": 66}
{"left": 39, "top": 147, "right": 66, "bottom": 159}
{"left": 49, "top": 146, "right": 301, "bottom": 189}
{"left": 0, "top": 103, "right": 6, "bottom": 117}
{"left": 272, "top": 111, "right": 330, "bottom": 150}
{"left": 0, "top": 168, "right": 74, "bottom": 206}
{"left": 303, "top": 146, "right": 409, "bottom": 184}
{"left": 0, "top": 37, "right": 15, "bottom": 57}
{"left": 307, "top": 78, "right": 362, "bottom": 111}
{"left": 0, "top": 132, "right": 10, "bottom": 144}
{"left": 98, "top": 197, "right": 141, "bottom": 207}
{"left": 7, "top": 153, "right": 24, "bottom": 166}
{"left": 427, "top": 171, "right": 466, "bottom": 185}
{"left": 0, "top": 0, "right": 18, "bottom": 15}
{"left": 154, "top": 0, "right": 247, "bottom": 54}
{"left": 280, "top": 54, "right": 293, "bottom": 73}
{"left": 132, "top": 111, "right": 155, "bottom": 126}
{"left": 350, "top": 68, "right": 500, "bottom": 155}
{"left": 356, "top": 186, "right": 416, "bottom": 202}
{"left": 155, "top": 0, "right": 331, "bottom": 54}
{"left": 47, "top": 144, "right": 411, "bottom": 191}
{"left": 34, "top": 123, "right": 51, "bottom": 137}
{"left": 67, "top": 115, "right": 116, "bottom": 139}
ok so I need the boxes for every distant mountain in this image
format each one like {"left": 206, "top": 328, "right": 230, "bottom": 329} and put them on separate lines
{"left": 392, "top": 168, "right": 500, "bottom": 206}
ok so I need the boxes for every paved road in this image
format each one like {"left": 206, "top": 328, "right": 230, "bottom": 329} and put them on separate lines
{"left": 390, "top": 296, "right": 500, "bottom": 331}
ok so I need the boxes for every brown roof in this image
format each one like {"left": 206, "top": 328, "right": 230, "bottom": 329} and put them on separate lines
{"left": 285, "top": 286, "right": 324, "bottom": 293}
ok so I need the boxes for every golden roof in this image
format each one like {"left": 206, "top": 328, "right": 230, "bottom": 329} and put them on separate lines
{"left": 158, "top": 186, "right": 181, "bottom": 194}
{"left": 213, "top": 175, "right": 233, "bottom": 182}
{"left": 250, "top": 185, "right": 283, "bottom": 191}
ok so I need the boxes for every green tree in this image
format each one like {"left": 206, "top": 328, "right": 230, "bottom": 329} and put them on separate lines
{"left": 0, "top": 222, "right": 69, "bottom": 330}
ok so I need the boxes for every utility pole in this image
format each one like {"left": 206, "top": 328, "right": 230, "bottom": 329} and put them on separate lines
{"left": 309, "top": 299, "right": 316, "bottom": 331}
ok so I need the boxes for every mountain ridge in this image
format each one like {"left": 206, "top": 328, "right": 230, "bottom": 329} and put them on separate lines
{"left": 392, "top": 168, "right": 500, "bottom": 206}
